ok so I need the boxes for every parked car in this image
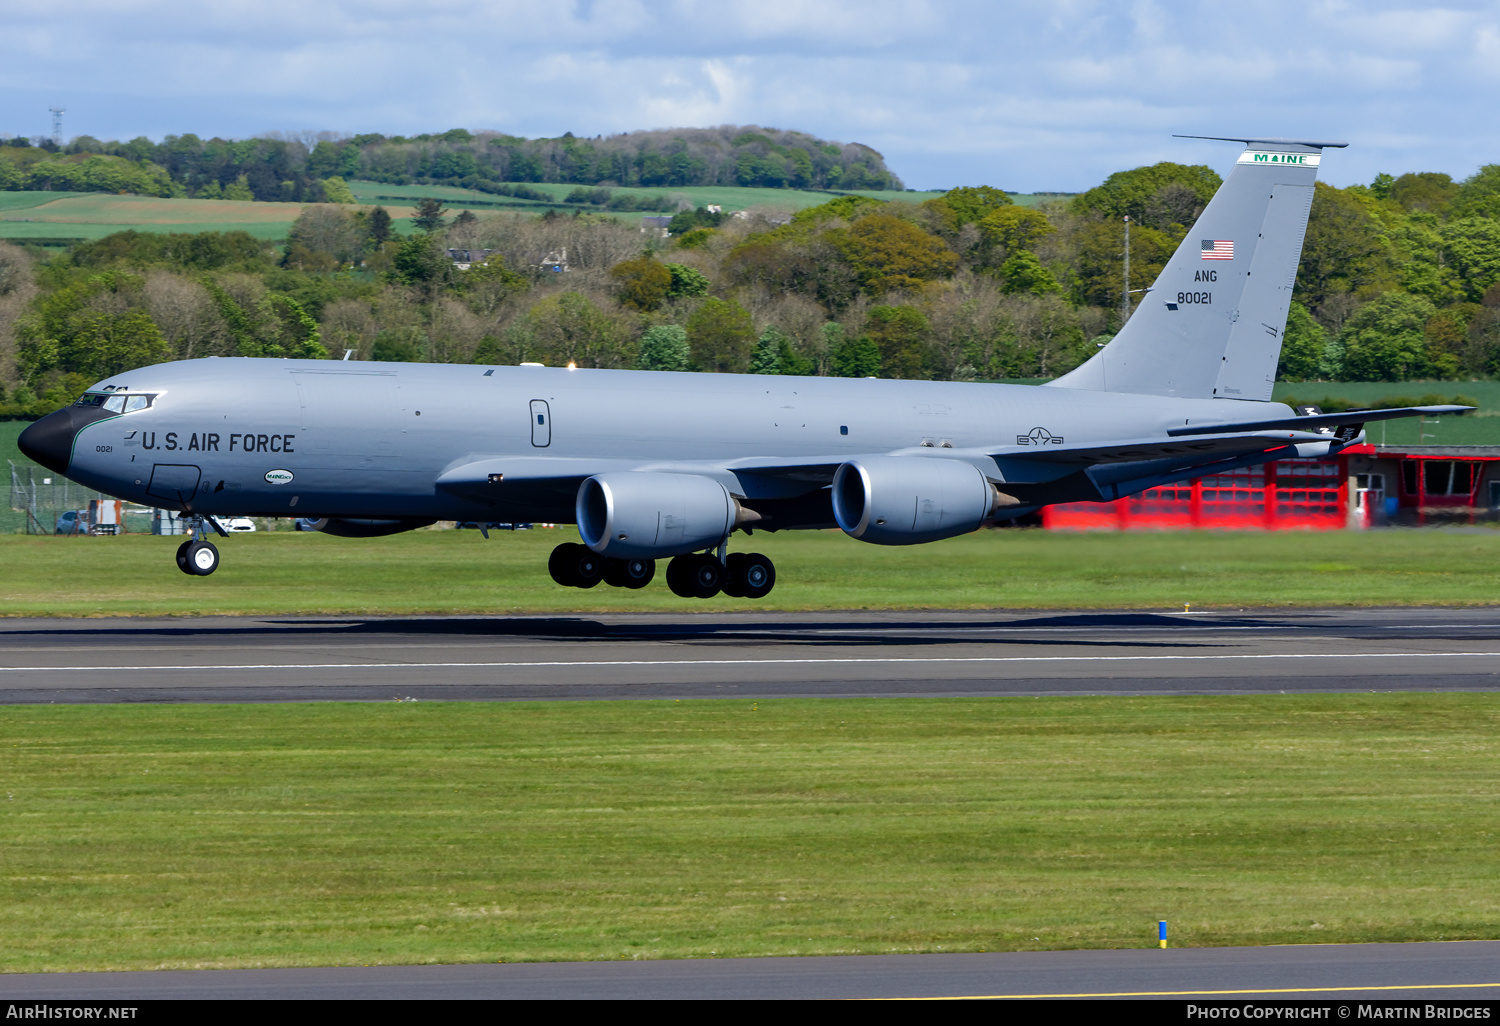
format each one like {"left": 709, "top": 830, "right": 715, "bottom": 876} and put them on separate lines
{"left": 212, "top": 516, "right": 256, "bottom": 533}
{"left": 54, "top": 509, "right": 89, "bottom": 535}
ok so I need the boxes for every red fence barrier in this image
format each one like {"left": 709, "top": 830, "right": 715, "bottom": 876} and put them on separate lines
{"left": 1041, "top": 457, "right": 1348, "bottom": 531}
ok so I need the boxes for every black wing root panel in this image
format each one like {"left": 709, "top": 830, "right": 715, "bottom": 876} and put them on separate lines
{"left": 991, "top": 431, "right": 1320, "bottom": 467}
{"left": 988, "top": 432, "right": 1320, "bottom": 505}
{"left": 740, "top": 488, "right": 835, "bottom": 532}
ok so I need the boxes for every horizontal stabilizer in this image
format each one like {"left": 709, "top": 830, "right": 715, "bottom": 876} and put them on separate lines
{"left": 1173, "top": 134, "right": 1348, "bottom": 148}
{"left": 1167, "top": 405, "right": 1472, "bottom": 437}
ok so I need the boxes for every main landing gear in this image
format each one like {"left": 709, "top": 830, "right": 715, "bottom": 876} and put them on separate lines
{"left": 548, "top": 542, "right": 655, "bottom": 590}
{"left": 174, "top": 516, "right": 226, "bottom": 577}
{"left": 548, "top": 543, "right": 774, "bottom": 599}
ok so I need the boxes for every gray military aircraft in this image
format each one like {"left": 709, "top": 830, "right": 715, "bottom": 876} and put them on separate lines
{"left": 20, "top": 136, "right": 1468, "bottom": 598}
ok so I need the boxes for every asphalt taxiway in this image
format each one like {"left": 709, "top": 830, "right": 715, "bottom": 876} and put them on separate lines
{"left": 1, "top": 606, "right": 1498, "bottom": 704}
{"left": 1, "top": 941, "right": 1497, "bottom": 1000}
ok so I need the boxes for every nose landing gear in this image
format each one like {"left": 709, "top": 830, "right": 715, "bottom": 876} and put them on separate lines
{"left": 174, "top": 516, "right": 226, "bottom": 576}
{"left": 176, "top": 539, "right": 220, "bottom": 576}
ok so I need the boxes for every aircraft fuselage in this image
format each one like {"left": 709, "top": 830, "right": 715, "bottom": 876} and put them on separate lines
{"left": 29, "top": 357, "right": 1276, "bottom": 526}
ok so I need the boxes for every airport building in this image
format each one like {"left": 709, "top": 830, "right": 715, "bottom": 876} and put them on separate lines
{"left": 1041, "top": 444, "right": 1500, "bottom": 531}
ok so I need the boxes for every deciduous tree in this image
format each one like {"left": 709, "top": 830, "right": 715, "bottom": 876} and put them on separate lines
{"left": 686, "top": 297, "right": 754, "bottom": 372}
{"left": 1338, "top": 292, "right": 1436, "bottom": 381}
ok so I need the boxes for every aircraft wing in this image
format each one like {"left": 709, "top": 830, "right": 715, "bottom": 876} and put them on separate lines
{"left": 1166, "top": 404, "right": 1471, "bottom": 437}
{"left": 433, "top": 429, "right": 1336, "bottom": 514}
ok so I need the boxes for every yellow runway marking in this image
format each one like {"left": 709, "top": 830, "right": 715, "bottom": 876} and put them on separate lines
{"left": 899, "top": 981, "right": 1500, "bottom": 999}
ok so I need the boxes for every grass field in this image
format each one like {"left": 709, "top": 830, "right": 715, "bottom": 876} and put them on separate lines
{"left": 4, "top": 527, "right": 1500, "bottom": 617}
{"left": 344, "top": 179, "right": 951, "bottom": 215}
{"left": 0, "top": 193, "right": 325, "bottom": 243}
{"left": 0, "top": 191, "right": 86, "bottom": 213}
{"left": 344, "top": 179, "right": 1062, "bottom": 213}
{"left": 0, "top": 182, "right": 965, "bottom": 244}
{"left": 1272, "top": 381, "right": 1500, "bottom": 446}
{"left": 0, "top": 192, "right": 426, "bottom": 243}
{"left": 1, "top": 694, "right": 1496, "bottom": 971}
{"left": 0, "top": 182, "right": 1104, "bottom": 245}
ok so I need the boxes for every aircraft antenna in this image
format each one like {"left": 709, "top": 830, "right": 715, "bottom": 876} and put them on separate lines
{"left": 48, "top": 107, "right": 65, "bottom": 147}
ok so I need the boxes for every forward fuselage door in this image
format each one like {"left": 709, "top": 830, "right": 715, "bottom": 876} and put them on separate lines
{"left": 530, "top": 400, "right": 551, "bottom": 447}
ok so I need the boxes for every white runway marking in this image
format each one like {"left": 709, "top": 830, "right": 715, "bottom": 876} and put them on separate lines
{"left": 2, "top": 651, "right": 1499, "bottom": 672}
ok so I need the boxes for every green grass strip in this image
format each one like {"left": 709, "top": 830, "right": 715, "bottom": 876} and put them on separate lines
{"left": 1, "top": 695, "right": 1497, "bottom": 971}
{"left": 3, "top": 528, "right": 1500, "bottom": 617}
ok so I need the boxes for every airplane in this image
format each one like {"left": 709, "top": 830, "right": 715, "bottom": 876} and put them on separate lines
{"left": 19, "top": 136, "right": 1469, "bottom": 599}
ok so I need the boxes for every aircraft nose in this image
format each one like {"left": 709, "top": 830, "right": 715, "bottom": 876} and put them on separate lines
{"left": 18, "top": 408, "right": 81, "bottom": 474}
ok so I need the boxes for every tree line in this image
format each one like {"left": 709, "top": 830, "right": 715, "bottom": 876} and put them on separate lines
{"left": 2, "top": 158, "right": 1500, "bottom": 419}
{"left": 0, "top": 125, "right": 901, "bottom": 202}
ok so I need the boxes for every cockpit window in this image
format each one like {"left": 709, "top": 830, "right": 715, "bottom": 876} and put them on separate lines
{"left": 77, "top": 392, "right": 155, "bottom": 414}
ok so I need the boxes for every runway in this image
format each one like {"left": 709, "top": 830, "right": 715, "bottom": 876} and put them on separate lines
{"left": 1, "top": 606, "right": 1499, "bottom": 703}
{"left": 1, "top": 941, "right": 1497, "bottom": 999}
{"left": 4, "top": 609, "right": 1497, "bottom": 999}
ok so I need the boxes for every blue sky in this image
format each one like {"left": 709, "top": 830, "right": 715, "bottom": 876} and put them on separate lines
{"left": 3, "top": 0, "right": 1498, "bottom": 192}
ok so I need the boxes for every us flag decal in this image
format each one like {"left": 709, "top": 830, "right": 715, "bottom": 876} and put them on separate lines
{"left": 1201, "top": 239, "right": 1234, "bottom": 260}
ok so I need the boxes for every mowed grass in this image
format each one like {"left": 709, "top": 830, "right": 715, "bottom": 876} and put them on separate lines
{"left": 1, "top": 695, "right": 1497, "bottom": 971}
{"left": 4, "top": 527, "right": 1500, "bottom": 617}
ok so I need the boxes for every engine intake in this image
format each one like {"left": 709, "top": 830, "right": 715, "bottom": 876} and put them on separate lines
{"left": 577, "top": 472, "right": 756, "bottom": 559}
{"left": 832, "top": 456, "right": 1000, "bottom": 545}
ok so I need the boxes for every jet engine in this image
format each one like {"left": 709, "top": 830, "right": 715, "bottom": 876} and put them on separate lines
{"left": 831, "top": 456, "right": 1002, "bottom": 545}
{"left": 576, "top": 472, "right": 757, "bottom": 559}
{"left": 296, "top": 517, "right": 436, "bottom": 537}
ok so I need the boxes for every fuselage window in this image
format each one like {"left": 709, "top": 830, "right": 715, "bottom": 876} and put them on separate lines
{"left": 103, "top": 395, "right": 126, "bottom": 413}
{"left": 74, "top": 393, "right": 106, "bottom": 407}
{"left": 124, "top": 394, "right": 151, "bottom": 413}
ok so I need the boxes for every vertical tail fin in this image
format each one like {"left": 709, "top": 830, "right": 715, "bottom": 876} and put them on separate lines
{"left": 1048, "top": 136, "right": 1344, "bottom": 402}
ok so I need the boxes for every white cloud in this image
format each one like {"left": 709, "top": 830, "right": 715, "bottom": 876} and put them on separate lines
{"left": 1, "top": 0, "right": 1499, "bottom": 189}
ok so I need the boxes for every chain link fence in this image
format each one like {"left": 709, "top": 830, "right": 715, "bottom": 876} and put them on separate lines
{"left": 5, "top": 459, "right": 162, "bottom": 535}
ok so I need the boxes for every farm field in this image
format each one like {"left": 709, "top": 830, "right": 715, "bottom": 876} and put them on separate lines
{"left": 0, "top": 191, "right": 86, "bottom": 213}
{"left": 1, "top": 693, "right": 1496, "bottom": 971}
{"left": 3, "top": 527, "right": 1500, "bottom": 616}
{"left": 0, "top": 183, "right": 1059, "bottom": 244}
{"left": 0, "top": 192, "right": 420, "bottom": 243}
{"left": 345, "top": 179, "right": 948, "bottom": 213}
{"left": 341, "top": 179, "right": 1062, "bottom": 214}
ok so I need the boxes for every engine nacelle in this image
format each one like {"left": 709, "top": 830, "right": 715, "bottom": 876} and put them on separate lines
{"left": 297, "top": 517, "right": 435, "bottom": 537}
{"left": 577, "top": 472, "right": 748, "bottom": 559}
{"left": 832, "top": 456, "right": 999, "bottom": 545}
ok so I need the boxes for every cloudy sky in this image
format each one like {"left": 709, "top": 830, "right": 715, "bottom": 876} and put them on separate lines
{"left": 3, "top": 0, "right": 1498, "bottom": 192}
